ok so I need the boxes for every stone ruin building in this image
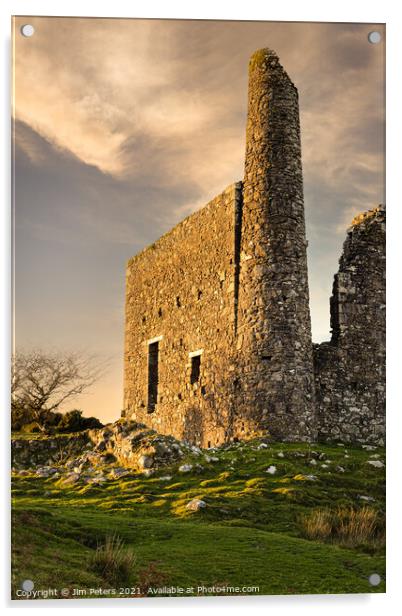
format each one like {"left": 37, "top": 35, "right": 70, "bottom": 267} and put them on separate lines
{"left": 123, "top": 48, "right": 385, "bottom": 448}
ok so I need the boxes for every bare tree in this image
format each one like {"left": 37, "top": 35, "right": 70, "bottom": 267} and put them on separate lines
{"left": 12, "top": 349, "right": 107, "bottom": 429}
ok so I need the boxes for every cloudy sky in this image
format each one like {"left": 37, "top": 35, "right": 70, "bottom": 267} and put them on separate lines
{"left": 13, "top": 17, "right": 385, "bottom": 422}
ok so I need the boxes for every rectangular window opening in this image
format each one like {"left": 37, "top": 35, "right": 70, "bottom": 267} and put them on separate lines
{"left": 147, "top": 341, "right": 159, "bottom": 412}
{"left": 190, "top": 354, "right": 201, "bottom": 384}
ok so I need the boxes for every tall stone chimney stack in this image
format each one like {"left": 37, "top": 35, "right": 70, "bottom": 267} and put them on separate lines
{"left": 237, "top": 48, "right": 317, "bottom": 441}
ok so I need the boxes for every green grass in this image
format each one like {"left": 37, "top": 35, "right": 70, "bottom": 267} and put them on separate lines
{"left": 11, "top": 440, "right": 385, "bottom": 598}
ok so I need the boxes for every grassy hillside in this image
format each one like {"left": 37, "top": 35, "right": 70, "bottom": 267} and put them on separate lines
{"left": 11, "top": 439, "right": 385, "bottom": 598}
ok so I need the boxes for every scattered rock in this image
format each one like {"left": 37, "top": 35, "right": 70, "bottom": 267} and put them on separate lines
{"left": 35, "top": 466, "right": 58, "bottom": 478}
{"left": 138, "top": 454, "right": 154, "bottom": 469}
{"left": 89, "top": 476, "right": 107, "bottom": 484}
{"left": 61, "top": 472, "right": 80, "bottom": 485}
{"left": 178, "top": 464, "right": 193, "bottom": 473}
{"left": 266, "top": 465, "right": 277, "bottom": 475}
{"left": 171, "top": 443, "right": 183, "bottom": 456}
{"left": 108, "top": 468, "right": 130, "bottom": 479}
{"left": 155, "top": 442, "right": 171, "bottom": 456}
{"left": 186, "top": 499, "right": 206, "bottom": 511}
{"left": 367, "top": 460, "right": 384, "bottom": 468}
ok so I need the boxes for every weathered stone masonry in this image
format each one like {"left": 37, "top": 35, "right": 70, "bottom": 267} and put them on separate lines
{"left": 124, "top": 183, "right": 243, "bottom": 447}
{"left": 236, "top": 49, "right": 316, "bottom": 442}
{"left": 124, "top": 48, "right": 385, "bottom": 447}
{"left": 313, "top": 206, "right": 385, "bottom": 445}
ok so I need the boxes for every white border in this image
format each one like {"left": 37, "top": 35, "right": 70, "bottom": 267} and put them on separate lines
{"left": 1, "top": 1, "right": 401, "bottom": 614}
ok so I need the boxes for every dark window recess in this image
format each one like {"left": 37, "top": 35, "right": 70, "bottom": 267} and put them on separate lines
{"left": 207, "top": 441, "right": 211, "bottom": 448}
{"left": 233, "top": 377, "right": 241, "bottom": 390}
{"left": 142, "top": 316, "right": 146, "bottom": 324}
{"left": 176, "top": 296, "right": 181, "bottom": 307}
{"left": 190, "top": 355, "right": 201, "bottom": 384}
{"left": 147, "top": 341, "right": 159, "bottom": 412}
{"left": 197, "top": 290, "right": 203, "bottom": 300}
{"left": 158, "top": 307, "right": 163, "bottom": 318}
{"left": 179, "top": 338, "right": 183, "bottom": 347}
{"left": 201, "top": 385, "right": 206, "bottom": 396}
{"left": 261, "top": 354, "right": 272, "bottom": 361}
{"left": 178, "top": 393, "right": 183, "bottom": 400}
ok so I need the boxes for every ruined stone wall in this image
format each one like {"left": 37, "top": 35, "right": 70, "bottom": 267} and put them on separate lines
{"left": 236, "top": 49, "right": 317, "bottom": 441}
{"left": 124, "top": 183, "right": 242, "bottom": 448}
{"left": 123, "top": 47, "right": 385, "bottom": 447}
{"left": 124, "top": 48, "right": 319, "bottom": 446}
{"left": 11, "top": 433, "right": 91, "bottom": 468}
{"left": 313, "top": 205, "right": 386, "bottom": 444}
